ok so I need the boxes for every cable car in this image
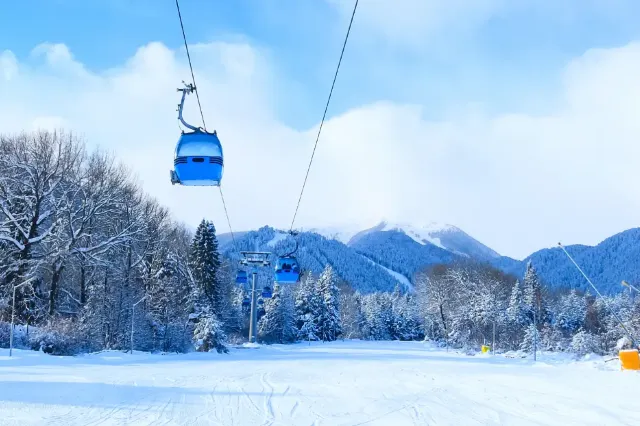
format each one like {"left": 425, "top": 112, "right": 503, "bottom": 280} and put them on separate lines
{"left": 261, "top": 286, "right": 272, "bottom": 298}
{"left": 170, "top": 83, "right": 223, "bottom": 187}
{"left": 242, "top": 297, "right": 250, "bottom": 308}
{"left": 235, "top": 270, "right": 248, "bottom": 285}
{"left": 257, "top": 298, "right": 264, "bottom": 306}
{"left": 274, "top": 256, "right": 301, "bottom": 284}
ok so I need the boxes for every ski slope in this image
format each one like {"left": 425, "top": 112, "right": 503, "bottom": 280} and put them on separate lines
{"left": 0, "top": 341, "right": 638, "bottom": 425}
{"left": 359, "top": 253, "right": 413, "bottom": 290}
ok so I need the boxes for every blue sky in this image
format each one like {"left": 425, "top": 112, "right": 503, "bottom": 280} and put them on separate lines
{"left": 4, "top": 0, "right": 640, "bottom": 128}
{"left": 3, "top": 0, "right": 640, "bottom": 258}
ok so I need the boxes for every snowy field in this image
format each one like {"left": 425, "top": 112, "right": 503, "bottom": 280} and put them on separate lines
{"left": 0, "top": 341, "right": 638, "bottom": 426}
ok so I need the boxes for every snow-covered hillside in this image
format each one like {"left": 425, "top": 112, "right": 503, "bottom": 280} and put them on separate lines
{"left": 220, "top": 226, "right": 407, "bottom": 293}
{"left": 219, "top": 221, "right": 501, "bottom": 291}
{"left": 1, "top": 341, "right": 636, "bottom": 425}
{"left": 492, "top": 227, "right": 640, "bottom": 293}
{"left": 220, "top": 223, "right": 640, "bottom": 293}
{"left": 359, "top": 253, "right": 412, "bottom": 290}
{"left": 349, "top": 220, "right": 499, "bottom": 260}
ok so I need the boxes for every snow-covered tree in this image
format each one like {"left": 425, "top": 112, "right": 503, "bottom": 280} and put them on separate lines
{"left": 259, "top": 284, "right": 297, "bottom": 344}
{"left": 415, "top": 265, "right": 455, "bottom": 343}
{"left": 507, "top": 280, "right": 527, "bottom": 326}
{"left": 522, "top": 261, "right": 547, "bottom": 325}
{"left": 0, "top": 131, "right": 83, "bottom": 324}
{"left": 570, "top": 330, "right": 601, "bottom": 357}
{"left": 295, "top": 274, "right": 322, "bottom": 341}
{"left": 316, "top": 265, "right": 341, "bottom": 342}
{"left": 339, "top": 290, "right": 364, "bottom": 339}
{"left": 193, "top": 315, "right": 228, "bottom": 353}
{"left": 519, "top": 323, "right": 538, "bottom": 353}
{"left": 361, "top": 292, "right": 394, "bottom": 340}
{"left": 392, "top": 293, "right": 422, "bottom": 341}
{"left": 556, "top": 290, "right": 587, "bottom": 335}
{"left": 188, "top": 220, "right": 222, "bottom": 318}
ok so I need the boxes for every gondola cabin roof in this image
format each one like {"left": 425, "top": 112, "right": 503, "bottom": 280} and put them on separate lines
{"left": 175, "top": 130, "right": 223, "bottom": 158}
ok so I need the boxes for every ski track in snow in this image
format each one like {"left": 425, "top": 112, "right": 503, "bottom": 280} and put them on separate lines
{"left": 0, "top": 341, "right": 638, "bottom": 426}
{"left": 358, "top": 254, "right": 412, "bottom": 290}
{"left": 266, "top": 232, "right": 288, "bottom": 248}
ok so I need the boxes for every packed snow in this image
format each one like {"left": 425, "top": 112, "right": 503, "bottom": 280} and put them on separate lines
{"left": 378, "top": 264, "right": 413, "bottom": 290}
{"left": 1, "top": 341, "right": 637, "bottom": 426}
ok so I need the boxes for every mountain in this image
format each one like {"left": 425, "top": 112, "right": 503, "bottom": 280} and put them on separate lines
{"left": 349, "top": 221, "right": 499, "bottom": 260}
{"left": 219, "top": 226, "right": 410, "bottom": 293}
{"left": 491, "top": 228, "right": 640, "bottom": 294}
{"left": 347, "top": 222, "right": 457, "bottom": 280}
{"left": 218, "top": 221, "right": 501, "bottom": 293}
{"left": 219, "top": 221, "right": 640, "bottom": 295}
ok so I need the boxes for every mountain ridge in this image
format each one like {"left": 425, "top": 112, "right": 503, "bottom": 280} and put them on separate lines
{"left": 218, "top": 222, "right": 640, "bottom": 294}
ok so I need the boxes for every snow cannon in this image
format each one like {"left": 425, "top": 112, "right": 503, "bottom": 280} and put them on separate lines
{"left": 619, "top": 349, "right": 640, "bottom": 370}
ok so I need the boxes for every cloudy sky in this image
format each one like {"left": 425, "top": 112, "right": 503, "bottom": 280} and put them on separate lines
{"left": 2, "top": 0, "right": 640, "bottom": 259}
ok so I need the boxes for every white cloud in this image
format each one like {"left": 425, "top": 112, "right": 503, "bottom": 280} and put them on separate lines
{"left": 1, "top": 40, "right": 640, "bottom": 259}
{"left": 0, "top": 50, "right": 18, "bottom": 81}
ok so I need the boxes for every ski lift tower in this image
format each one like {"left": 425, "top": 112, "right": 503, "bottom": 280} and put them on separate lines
{"left": 240, "top": 251, "right": 271, "bottom": 343}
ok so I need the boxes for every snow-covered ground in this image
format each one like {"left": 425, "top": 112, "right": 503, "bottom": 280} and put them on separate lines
{"left": 0, "top": 341, "right": 637, "bottom": 425}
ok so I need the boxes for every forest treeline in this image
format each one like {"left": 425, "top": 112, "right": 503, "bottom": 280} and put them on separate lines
{"left": 1, "top": 131, "right": 638, "bottom": 356}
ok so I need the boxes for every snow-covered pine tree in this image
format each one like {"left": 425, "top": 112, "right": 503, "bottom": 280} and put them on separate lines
{"left": 519, "top": 323, "right": 538, "bottom": 353}
{"left": 316, "top": 265, "right": 342, "bottom": 342}
{"left": 361, "top": 292, "right": 394, "bottom": 340}
{"left": 187, "top": 220, "right": 227, "bottom": 352}
{"left": 220, "top": 284, "right": 247, "bottom": 339}
{"left": 522, "top": 261, "right": 546, "bottom": 324}
{"left": 507, "top": 280, "right": 527, "bottom": 325}
{"left": 193, "top": 315, "right": 228, "bottom": 353}
{"left": 257, "top": 287, "right": 280, "bottom": 343}
{"left": 392, "top": 293, "right": 423, "bottom": 341}
{"left": 279, "top": 286, "right": 298, "bottom": 343}
{"left": 339, "top": 290, "right": 363, "bottom": 339}
{"left": 295, "top": 274, "right": 321, "bottom": 341}
{"left": 188, "top": 219, "right": 222, "bottom": 318}
{"left": 556, "top": 290, "right": 587, "bottom": 335}
{"left": 258, "top": 284, "right": 297, "bottom": 344}
{"left": 505, "top": 279, "right": 529, "bottom": 349}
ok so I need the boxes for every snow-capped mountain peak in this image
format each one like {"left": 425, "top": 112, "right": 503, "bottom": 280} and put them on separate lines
{"left": 348, "top": 220, "right": 500, "bottom": 261}
{"left": 378, "top": 221, "right": 458, "bottom": 249}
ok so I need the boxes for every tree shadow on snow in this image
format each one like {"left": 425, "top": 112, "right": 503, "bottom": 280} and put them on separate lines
{"left": 0, "top": 381, "right": 293, "bottom": 408}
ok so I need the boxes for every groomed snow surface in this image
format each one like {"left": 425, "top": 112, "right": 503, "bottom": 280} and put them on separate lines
{"left": 1, "top": 341, "right": 638, "bottom": 425}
